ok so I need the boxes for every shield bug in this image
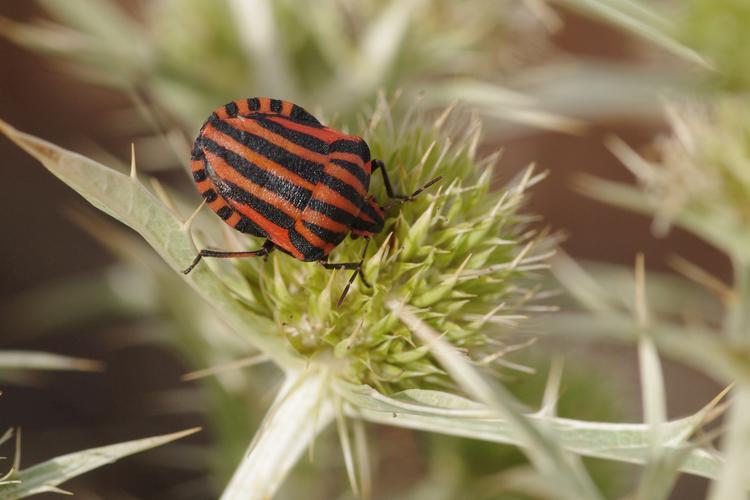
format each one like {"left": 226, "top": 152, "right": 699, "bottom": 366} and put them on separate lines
{"left": 184, "top": 97, "right": 441, "bottom": 304}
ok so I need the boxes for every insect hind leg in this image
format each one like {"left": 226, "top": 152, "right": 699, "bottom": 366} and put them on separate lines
{"left": 319, "top": 238, "right": 371, "bottom": 307}
{"left": 183, "top": 239, "right": 274, "bottom": 274}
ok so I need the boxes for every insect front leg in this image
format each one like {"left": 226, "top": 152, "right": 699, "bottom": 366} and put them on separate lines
{"left": 371, "top": 159, "right": 443, "bottom": 203}
{"left": 319, "top": 238, "right": 371, "bottom": 307}
{"left": 183, "top": 239, "right": 275, "bottom": 274}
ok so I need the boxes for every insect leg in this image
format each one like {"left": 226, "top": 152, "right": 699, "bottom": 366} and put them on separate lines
{"left": 183, "top": 239, "right": 274, "bottom": 274}
{"left": 319, "top": 239, "right": 371, "bottom": 307}
{"left": 372, "top": 159, "right": 443, "bottom": 203}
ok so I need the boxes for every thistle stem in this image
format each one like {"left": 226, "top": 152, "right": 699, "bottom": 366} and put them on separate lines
{"left": 708, "top": 258, "right": 750, "bottom": 499}
{"left": 219, "top": 368, "right": 334, "bottom": 500}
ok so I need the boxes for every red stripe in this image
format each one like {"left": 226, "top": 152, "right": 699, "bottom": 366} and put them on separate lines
{"left": 203, "top": 124, "right": 317, "bottom": 191}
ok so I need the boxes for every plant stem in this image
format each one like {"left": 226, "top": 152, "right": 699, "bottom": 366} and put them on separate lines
{"left": 709, "top": 258, "right": 750, "bottom": 499}
{"left": 219, "top": 368, "right": 334, "bottom": 500}
{"left": 707, "top": 385, "right": 750, "bottom": 499}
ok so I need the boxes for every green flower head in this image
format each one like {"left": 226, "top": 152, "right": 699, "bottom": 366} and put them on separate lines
{"left": 198, "top": 97, "right": 550, "bottom": 393}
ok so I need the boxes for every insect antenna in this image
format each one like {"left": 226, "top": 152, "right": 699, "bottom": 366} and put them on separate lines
{"left": 383, "top": 175, "right": 443, "bottom": 211}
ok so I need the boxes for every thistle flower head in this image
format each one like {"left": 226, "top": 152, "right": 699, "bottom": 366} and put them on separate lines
{"left": 615, "top": 99, "right": 750, "bottom": 240}
{"left": 199, "top": 98, "right": 550, "bottom": 392}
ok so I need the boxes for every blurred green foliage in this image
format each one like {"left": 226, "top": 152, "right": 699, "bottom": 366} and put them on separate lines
{"left": 679, "top": 0, "right": 750, "bottom": 91}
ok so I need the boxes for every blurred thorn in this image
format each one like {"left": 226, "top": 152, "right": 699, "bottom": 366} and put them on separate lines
{"left": 13, "top": 428, "right": 21, "bottom": 471}
{"left": 696, "top": 384, "right": 734, "bottom": 430}
{"left": 434, "top": 101, "right": 458, "bottom": 130}
{"left": 227, "top": 0, "right": 297, "bottom": 97}
{"left": 150, "top": 177, "right": 180, "bottom": 215}
{"left": 417, "top": 141, "right": 437, "bottom": 170}
{"left": 335, "top": 399, "right": 360, "bottom": 498}
{"left": 130, "top": 142, "right": 137, "bottom": 180}
{"left": 181, "top": 354, "right": 271, "bottom": 382}
{"left": 353, "top": 419, "right": 372, "bottom": 500}
{"left": 605, "top": 135, "right": 654, "bottom": 183}
{"left": 634, "top": 253, "right": 649, "bottom": 327}
{"left": 38, "top": 486, "right": 74, "bottom": 496}
{"left": 668, "top": 254, "right": 735, "bottom": 304}
{"left": 127, "top": 85, "right": 190, "bottom": 170}
{"left": 220, "top": 221, "right": 246, "bottom": 251}
{"left": 0, "top": 428, "right": 11, "bottom": 445}
{"left": 181, "top": 200, "right": 206, "bottom": 233}
{"left": 0, "top": 466, "right": 19, "bottom": 484}
{"left": 524, "top": 0, "right": 563, "bottom": 32}
{"left": 539, "top": 356, "right": 564, "bottom": 418}
{"left": 492, "top": 357, "right": 536, "bottom": 374}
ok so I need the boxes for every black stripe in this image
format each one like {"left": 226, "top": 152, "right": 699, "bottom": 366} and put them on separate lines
{"left": 217, "top": 206, "right": 232, "bottom": 220}
{"left": 202, "top": 188, "right": 217, "bottom": 202}
{"left": 193, "top": 169, "right": 207, "bottom": 182}
{"left": 248, "top": 97, "right": 260, "bottom": 111}
{"left": 302, "top": 221, "right": 346, "bottom": 245}
{"left": 290, "top": 104, "right": 322, "bottom": 126}
{"left": 221, "top": 179, "right": 295, "bottom": 229}
{"left": 235, "top": 215, "right": 267, "bottom": 237}
{"left": 252, "top": 116, "right": 329, "bottom": 155}
{"left": 331, "top": 159, "right": 369, "bottom": 188}
{"left": 289, "top": 225, "right": 325, "bottom": 261}
{"left": 270, "top": 99, "right": 282, "bottom": 113}
{"left": 199, "top": 137, "right": 311, "bottom": 210}
{"left": 306, "top": 198, "right": 356, "bottom": 225}
{"left": 330, "top": 139, "right": 370, "bottom": 162}
{"left": 191, "top": 144, "right": 204, "bottom": 160}
{"left": 225, "top": 101, "right": 239, "bottom": 117}
{"left": 320, "top": 173, "right": 364, "bottom": 208}
{"left": 209, "top": 116, "right": 323, "bottom": 185}
{"left": 352, "top": 201, "right": 383, "bottom": 233}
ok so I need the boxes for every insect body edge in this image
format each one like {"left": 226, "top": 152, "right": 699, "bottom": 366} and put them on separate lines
{"left": 191, "top": 97, "right": 378, "bottom": 261}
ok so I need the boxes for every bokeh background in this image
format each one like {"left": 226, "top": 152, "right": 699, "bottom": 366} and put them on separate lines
{"left": 0, "top": 1, "right": 734, "bottom": 498}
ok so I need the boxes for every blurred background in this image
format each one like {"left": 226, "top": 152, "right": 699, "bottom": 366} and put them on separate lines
{"left": 0, "top": 0, "right": 735, "bottom": 498}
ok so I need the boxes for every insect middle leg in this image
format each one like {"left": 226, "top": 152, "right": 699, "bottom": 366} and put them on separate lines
{"left": 319, "top": 239, "right": 371, "bottom": 307}
{"left": 183, "top": 239, "right": 275, "bottom": 274}
{"left": 371, "top": 159, "right": 443, "bottom": 202}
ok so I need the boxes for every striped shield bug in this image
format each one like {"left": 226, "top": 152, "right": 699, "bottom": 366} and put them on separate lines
{"left": 184, "top": 97, "right": 441, "bottom": 305}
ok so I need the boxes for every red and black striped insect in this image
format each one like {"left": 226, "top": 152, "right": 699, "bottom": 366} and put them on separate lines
{"left": 184, "top": 97, "right": 440, "bottom": 304}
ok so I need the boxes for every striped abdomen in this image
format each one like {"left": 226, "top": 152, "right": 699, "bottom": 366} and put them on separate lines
{"left": 191, "top": 97, "right": 384, "bottom": 261}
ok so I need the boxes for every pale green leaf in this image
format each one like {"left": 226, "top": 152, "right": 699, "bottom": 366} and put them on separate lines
{"left": 338, "top": 383, "right": 727, "bottom": 483}
{"left": 0, "top": 428, "right": 200, "bottom": 499}
{"left": 0, "top": 119, "right": 299, "bottom": 369}
{"left": 0, "top": 351, "right": 103, "bottom": 373}
{"left": 387, "top": 301, "right": 603, "bottom": 500}
{"left": 425, "top": 78, "right": 586, "bottom": 134}
{"left": 553, "top": 0, "right": 712, "bottom": 68}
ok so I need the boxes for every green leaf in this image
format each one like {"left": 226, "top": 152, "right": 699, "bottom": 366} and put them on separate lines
{"left": 0, "top": 119, "right": 299, "bottom": 370}
{"left": 386, "top": 302, "right": 603, "bottom": 500}
{"left": 0, "top": 351, "right": 103, "bottom": 373}
{"left": 0, "top": 428, "right": 200, "bottom": 499}
{"left": 553, "top": 0, "right": 712, "bottom": 68}
{"left": 338, "top": 383, "right": 727, "bottom": 483}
